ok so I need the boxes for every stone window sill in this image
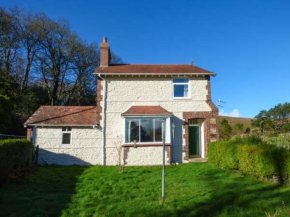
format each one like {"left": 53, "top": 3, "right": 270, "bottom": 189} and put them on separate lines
{"left": 122, "top": 143, "right": 171, "bottom": 147}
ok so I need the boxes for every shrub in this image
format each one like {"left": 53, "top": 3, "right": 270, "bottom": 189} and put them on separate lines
{"left": 208, "top": 136, "right": 286, "bottom": 180}
{"left": 0, "top": 139, "right": 33, "bottom": 185}
{"left": 238, "top": 144, "right": 276, "bottom": 177}
{"left": 208, "top": 140, "right": 239, "bottom": 170}
{"left": 272, "top": 148, "right": 290, "bottom": 184}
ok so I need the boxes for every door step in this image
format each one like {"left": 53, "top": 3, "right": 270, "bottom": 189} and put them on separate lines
{"left": 189, "top": 155, "right": 201, "bottom": 158}
{"left": 188, "top": 158, "right": 207, "bottom": 163}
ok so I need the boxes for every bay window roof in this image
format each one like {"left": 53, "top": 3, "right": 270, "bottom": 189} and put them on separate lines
{"left": 122, "top": 106, "right": 172, "bottom": 117}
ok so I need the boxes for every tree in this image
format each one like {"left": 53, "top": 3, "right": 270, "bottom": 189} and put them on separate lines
{"left": 0, "top": 6, "right": 123, "bottom": 134}
{"left": 245, "top": 127, "right": 251, "bottom": 135}
{"left": 0, "top": 8, "right": 22, "bottom": 100}
{"left": 0, "top": 95, "right": 11, "bottom": 133}
{"left": 65, "top": 39, "right": 99, "bottom": 105}
{"left": 234, "top": 123, "right": 244, "bottom": 137}
{"left": 219, "top": 119, "right": 232, "bottom": 140}
{"left": 281, "top": 123, "right": 290, "bottom": 133}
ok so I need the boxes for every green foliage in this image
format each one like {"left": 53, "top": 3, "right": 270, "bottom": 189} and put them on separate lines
{"left": 281, "top": 123, "right": 290, "bottom": 133}
{"left": 219, "top": 119, "right": 232, "bottom": 140}
{"left": 262, "top": 119, "right": 275, "bottom": 132}
{"left": 272, "top": 148, "right": 290, "bottom": 184}
{"left": 0, "top": 139, "right": 33, "bottom": 185}
{"left": 252, "top": 102, "right": 290, "bottom": 136}
{"left": 0, "top": 95, "right": 11, "bottom": 133}
{"left": 0, "top": 7, "right": 123, "bottom": 134}
{"left": 234, "top": 122, "right": 244, "bottom": 136}
{"left": 208, "top": 140, "right": 239, "bottom": 170}
{"left": 238, "top": 145, "right": 276, "bottom": 177}
{"left": 245, "top": 126, "right": 251, "bottom": 134}
{"left": 208, "top": 136, "right": 290, "bottom": 179}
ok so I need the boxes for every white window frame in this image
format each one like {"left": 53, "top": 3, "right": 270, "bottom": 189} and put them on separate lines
{"left": 172, "top": 78, "right": 191, "bottom": 99}
{"left": 124, "top": 117, "right": 171, "bottom": 144}
{"left": 61, "top": 127, "right": 72, "bottom": 146}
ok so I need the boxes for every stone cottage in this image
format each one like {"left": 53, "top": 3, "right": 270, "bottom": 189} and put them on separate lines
{"left": 24, "top": 37, "right": 219, "bottom": 165}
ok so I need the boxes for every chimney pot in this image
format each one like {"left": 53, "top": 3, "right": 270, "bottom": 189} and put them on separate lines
{"left": 190, "top": 61, "right": 194, "bottom": 66}
{"left": 103, "top": 37, "right": 107, "bottom": 43}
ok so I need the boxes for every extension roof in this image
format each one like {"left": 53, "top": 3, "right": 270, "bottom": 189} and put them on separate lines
{"left": 24, "top": 106, "right": 99, "bottom": 127}
{"left": 95, "top": 64, "right": 216, "bottom": 76}
{"left": 122, "top": 106, "right": 172, "bottom": 116}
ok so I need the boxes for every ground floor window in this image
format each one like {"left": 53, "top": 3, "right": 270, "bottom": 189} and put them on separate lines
{"left": 125, "top": 118, "right": 165, "bottom": 143}
{"left": 62, "top": 127, "right": 72, "bottom": 145}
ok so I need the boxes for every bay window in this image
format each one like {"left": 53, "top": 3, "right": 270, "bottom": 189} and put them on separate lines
{"left": 125, "top": 118, "right": 167, "bottom": 143}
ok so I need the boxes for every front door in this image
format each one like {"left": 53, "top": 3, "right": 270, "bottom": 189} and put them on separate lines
{"left": 189, "top": 126, "right": 200, "bottom": 156}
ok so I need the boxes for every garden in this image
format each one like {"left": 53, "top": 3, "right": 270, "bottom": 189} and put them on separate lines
{"left": 1, "top": 139, "right": 290, "bottom": 216}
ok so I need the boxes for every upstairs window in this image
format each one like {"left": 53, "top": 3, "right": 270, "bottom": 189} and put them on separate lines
{"left": 172, "top": 78, "right": 189, "bottom": 98}
{"left": 62, "top": 127, "right": 72, "bottom": 145}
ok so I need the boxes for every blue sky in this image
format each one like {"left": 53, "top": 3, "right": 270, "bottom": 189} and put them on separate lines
{"left": 2, "top": 0, "right": 290, "bottom": 118}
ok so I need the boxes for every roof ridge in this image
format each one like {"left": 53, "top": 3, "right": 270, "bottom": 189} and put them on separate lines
{"left": 129, "top": 64, "right": 189, "bottom": 65}
{"left": 40, "top": 106, "right": 96, "bottom": 108}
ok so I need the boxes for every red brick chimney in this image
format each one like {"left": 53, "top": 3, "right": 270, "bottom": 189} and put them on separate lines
{"left": 100, "top": 37, "right": 110, "bottom": 67}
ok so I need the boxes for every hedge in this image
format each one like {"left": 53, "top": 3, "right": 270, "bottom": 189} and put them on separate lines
{"left": 208, "top": 140, "right": 239, "bottom": 170}
{"left": 208, "top": 136, "right": 290, "bottom": 183}
{"left": 238, "top": 145, "right": 277, "bottom": 177}
{"left": 0, "top": 139, "right": 33, "bottom": 185}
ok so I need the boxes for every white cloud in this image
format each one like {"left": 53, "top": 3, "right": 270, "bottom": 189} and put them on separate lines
{"left": 219, "top": 109, "right": 240, "bottom": 117}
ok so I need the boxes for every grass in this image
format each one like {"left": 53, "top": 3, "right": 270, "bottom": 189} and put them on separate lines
{"left": 1, "top": 164, "right": 290, "bottom": 217}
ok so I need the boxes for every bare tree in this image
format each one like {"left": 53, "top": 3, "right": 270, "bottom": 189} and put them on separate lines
{"left": 114, "top": 136, "right": 124, "bottom": 172}
{"left": 0, "top": 7, "right": 22, "bottom": 97}
{"left": 65, "top": 38, "right": 99, "bottom": 105}
{"left": 32, "top": 14, "right": 75, "bottom": 105}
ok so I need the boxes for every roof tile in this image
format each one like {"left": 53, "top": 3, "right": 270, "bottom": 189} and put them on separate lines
{"left": 24, "top": 106, "right": 99, "bottom": 126}
{"left": 95, "top": 64, "right": 215, "bottom": 75}
{"left": 122, "top": 106, "right": 172, "bottom": 116}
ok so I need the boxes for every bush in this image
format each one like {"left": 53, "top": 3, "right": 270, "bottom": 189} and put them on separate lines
{"left": 208, "top": 140, "right": 239, "bottom": 170}
{"left": 272, "top": 148, "right": 290, "bottom": 184}
{"left": 208, "top": 136, "right": 289, "bottom": 181}
{"left": 0, "top": 139, "right": 33, "bottom": 185}
{"left": 238, "top": 145, "right": 276, "bottom": 177}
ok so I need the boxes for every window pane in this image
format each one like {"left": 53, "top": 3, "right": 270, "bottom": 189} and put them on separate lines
{"left": 140, "top": 119, "right": 154, "bottom": 142}
{"left": 174, "top": 84, "right": 188, "bottom": 97}
{"left": 155, "top": 119, "right": 163, "bottom": 142}
{"left": 126, "top": 119, "right": 139, "bottom": 143}
{"left": 173, "top": 78, "right": 188, "bottom": 83}
{"left": 62, "top": 133, "right": 71, "bottom": 144}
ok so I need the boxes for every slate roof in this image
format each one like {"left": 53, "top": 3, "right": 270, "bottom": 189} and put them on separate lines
{"left": 95, "top": 64, "right": 216, "bottom": 75}
{"left": 122, "top": 106, "right": 172, "bottom": 116}
{"left": 24, "top": 106, "right": 99, "bottom": 126}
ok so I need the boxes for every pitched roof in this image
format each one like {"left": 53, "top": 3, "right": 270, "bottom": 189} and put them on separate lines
{"left": 24, "top": 106, "right": 99, "bottom": 126}
{"left": 122, "top": 106, "right": 172, "bottom": 116}
{"left": 95, "top": 64, "right": 215, "bottom": 76}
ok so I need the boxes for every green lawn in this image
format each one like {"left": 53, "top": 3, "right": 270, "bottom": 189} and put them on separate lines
{"left": 1, "top": 164, "right": 290, "bottom": 217}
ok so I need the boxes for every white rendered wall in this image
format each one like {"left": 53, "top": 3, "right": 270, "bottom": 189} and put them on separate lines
{"left": 125, "top": 146, "right": 170, "bottom": 166}
{"left": 34, "top": 127, "right": 102, "bottom": 165}
{"left": 103, "top": 77, "right": 211, "bottom": 164}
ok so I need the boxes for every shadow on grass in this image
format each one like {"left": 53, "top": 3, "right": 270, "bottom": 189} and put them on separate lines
{"left": 0, "top": 165, "right": 89, "bottom": 217}
{"left": 1, "top": 164, "right": 290, "bottom": 217}
{"left": 157, "top": 167, "right": 290, "bottom": 217}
